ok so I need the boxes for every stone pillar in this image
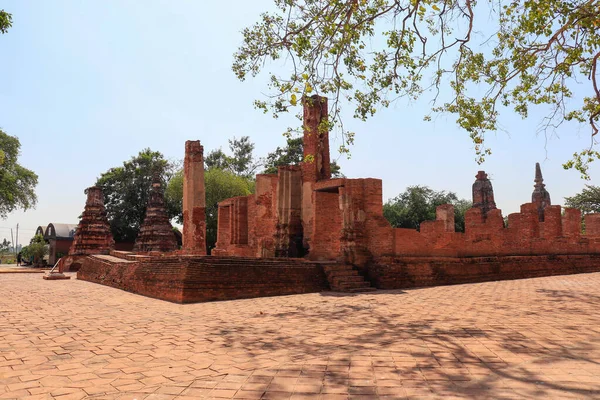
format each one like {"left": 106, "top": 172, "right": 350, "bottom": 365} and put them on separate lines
{"left": 301, "top": 95, "right": 330, "bottom": 254}
{"left": 183, "top": 140, "right": 206, "bottom": 254}
{"left": 472, "top": 171, "right": 497, "bottom": 219}
{"left": 133, "top": 172, "right": 178, "bottom": 253}
{"left": 531, "top": 163, "right": 551, "bottom": 221}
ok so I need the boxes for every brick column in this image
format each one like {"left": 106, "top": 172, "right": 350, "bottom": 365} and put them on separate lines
{"left": 301, "top": 95, "right": 330, "bottom": 253}
{"left": 183, "top": 140, "right": 206, "bottom": 254}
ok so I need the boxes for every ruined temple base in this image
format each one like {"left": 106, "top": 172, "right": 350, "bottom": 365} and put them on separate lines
{"left": 76, "top": 251, "right": 330, "bottom": 304}
{"left": 74, "top": 250, "right": 600, "bottom": 303}
{"left": 43, "top": 272, "right": 71, "bottom": 280}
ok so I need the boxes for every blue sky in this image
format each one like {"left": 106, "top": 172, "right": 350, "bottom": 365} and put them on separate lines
{"left": 1, "top": 1, "right": 598, "bottom": 245}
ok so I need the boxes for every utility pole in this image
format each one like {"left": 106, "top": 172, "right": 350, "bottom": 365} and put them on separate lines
{"left": 15, "top": 224, "right": 19, "bottom": 254}
{"left": 10, "top": 229, "right": 14, "bottom": 256}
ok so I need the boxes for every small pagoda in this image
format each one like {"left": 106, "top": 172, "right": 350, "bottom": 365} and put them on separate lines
{"left": 133, "top": 172, "right": 177, "bottom": 253}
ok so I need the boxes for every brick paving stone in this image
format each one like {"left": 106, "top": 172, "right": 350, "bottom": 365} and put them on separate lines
{"left": 2, "top": 273, "right": 600, "bottom": 398}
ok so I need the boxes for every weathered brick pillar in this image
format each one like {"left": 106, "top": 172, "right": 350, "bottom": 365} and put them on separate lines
{"left": 584, "top": 213, "right": 600, "bottom": 236}
{"left": 301, "top": 95, "right": 330, "bottom": 253}
{"left": 183, "top": 140, "right": 206, "bottom": 254}
{"left": 562, "top": 208, "right": 582, "bottom": 237}
{"left": 436, "top": 204, "right": 455, "bottom": 232}
{"left": 275, "top": 166, "right": 303, "bottom": 257}
{"left": 541, "top": 205, "right": 562, "bottom": 239}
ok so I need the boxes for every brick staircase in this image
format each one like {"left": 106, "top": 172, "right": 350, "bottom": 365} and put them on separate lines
{"left": 322, "top": 264, "right": 376, "bottom": 293}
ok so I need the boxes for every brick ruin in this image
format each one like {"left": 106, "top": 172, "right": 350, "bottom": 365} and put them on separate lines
{"left": 182, "top": 140, "right": 206, "bottom": 254}
{"left": 75, "top": 94, "right": 600, "bottom": 302}
{"left": 133, "top": 172, "right": 177, "bottom": 253}
{"left": 60, "top": 187, "right": 114, "bottom": 272}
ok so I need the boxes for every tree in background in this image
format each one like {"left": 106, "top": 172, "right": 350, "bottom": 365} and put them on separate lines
{"left": 564, "top": 185, "right": 600, "bottom": 215}
{"left": 262, "top": 137, "right": 343, "bottom": 177}
{"left": 0, "top": 238, "right": 10, "bottom": 253}
{"left": 165, "top": 169, "right": 254, "bottom": 253}
{"left": 95, "top": 149, "right": 179, "bottom": 243}
{"left": 234, "top": 0, "right": 600, "bottom": 178}
{"left": 0, "top": 130, "right": 38, "bottom": 219}
{"left": 205, "top": 136, "right": 260, "bottom": 179}
{"left": 20, "top": 234, "right": 48, "bottom": 267}
{"left": 383, "top": 186, "right": 472, "bottom": 232}
{"left": 0, "top": 9, "right": 11, "bottom": 34}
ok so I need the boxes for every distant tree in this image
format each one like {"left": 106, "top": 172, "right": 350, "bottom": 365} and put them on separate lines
{"left": 205, "top": 136, "right": 259, "bottom": 178}
{"left": 262, "top": 137, "right": 343, "bottom": 177}
{"left": 0, "top": 238, "right": 10, "bottom": 253}
{"left": 0, "top": 130, "right": 38, "bottom": 219}
{"left": 165, "top": 168, "right": 254, "bottom": 253}
{"left": 383, "top": 186, "right": 471, "bottom": 232}
{"left": 0, "top": 10, "right": 12, "bottom": 34}
{"left": 20, "top": 234, "right": 48, "bottom": 266}
{"left": 95, "top": 149, "right": 178, "bottom": 242}
{"left": 564, "top": 185, "right": 600, "bottom": 215}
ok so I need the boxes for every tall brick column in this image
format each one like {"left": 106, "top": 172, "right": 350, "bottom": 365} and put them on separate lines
{"left": 183, "top": 140, "right": 206, "bottom": 254}
{"left": 301, "top": 95, "right": 330, "bottom": 254}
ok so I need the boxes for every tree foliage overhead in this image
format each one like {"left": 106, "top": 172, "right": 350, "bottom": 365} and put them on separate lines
{"left": 234, "top": 0, "right": 600, "bottom": 177}
{"left": 262, "top": 136, "right": 343, "bottom": 176}
{"left": 383, "top": 185, "right": 471, "bottom": 232}
{"left": 0, "top": 9, "right": 12, "bottom": 34}
{"left": 95, "top": 149, "right": 179, "bottom": 243}
{"left": 0, "top": 130, "right": 38, "bottom": 219}
{"left": 564, "top": 185, "right": 600, "bottom": 214}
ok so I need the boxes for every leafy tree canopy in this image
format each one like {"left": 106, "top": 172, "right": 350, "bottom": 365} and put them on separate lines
{"left": 165, "top": 168, "right": 254, "bottom": 252}
{"left": 205, "top": 136, "right": 260, "bottom": 178}
{"left": 0, "top": 9, "right": 12, "bottom": 34}
{"left": 263, "top": 137, "right": 343, "bottom": 176}
{"left": 564, "top": 185, "right": 600, "bottom": 214}
{"left": 0, "top": 238, "right": 10, "bottom": 253}
{"left": 234, "top": 0, "right": 600, "bottom": 177}
{"left": 0, "top": 130, "right": 38, "bottom": 219}
{"left": 383, "top": 185, "right": 472, "bottom": 232}
{"left": 21, "top": 234, "right": 48, "bottom": 266}
{"left": 95, "top": 149, "right": 179, "bottom": 242}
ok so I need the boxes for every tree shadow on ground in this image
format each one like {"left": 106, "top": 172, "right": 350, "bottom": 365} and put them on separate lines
{"left": 201, "top": 286, "right": 600, "bottom": 398}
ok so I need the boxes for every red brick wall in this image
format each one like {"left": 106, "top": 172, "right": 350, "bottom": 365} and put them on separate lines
{"left": 310, "top": 191, "right": 342, "bottom": 260}
{"left": 77, "top": 255, "right": 329, "bottom": 303}
{"left": 368, "top": 254, "right": 600, "bottom": 289}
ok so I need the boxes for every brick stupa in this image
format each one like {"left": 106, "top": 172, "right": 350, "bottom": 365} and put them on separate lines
{"left": 472, "top": 171, "right": 497, "bottom": 218}
{"left": 133, "top": 173, "right": 177, "bottom": 252}
{"left": 59, "top": 187, "right": 114, "bottom": 272}
{"left": 532, "top": 162, "right": 551, "bottom": 221}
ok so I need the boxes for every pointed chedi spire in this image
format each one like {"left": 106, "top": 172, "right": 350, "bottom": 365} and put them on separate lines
{"left": 532, "top": 162, "right": 551, "bottom": 222}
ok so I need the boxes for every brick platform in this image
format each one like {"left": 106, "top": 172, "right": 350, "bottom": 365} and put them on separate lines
{"left": 77, "top": 254, "right": 330, "bottom": 303}
{"left": 2, "top": 273, "right": 600, "bottom": 398}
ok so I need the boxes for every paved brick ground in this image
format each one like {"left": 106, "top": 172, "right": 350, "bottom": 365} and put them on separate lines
{"left": 2, "top": 273, "right": 600, "bottom": 399}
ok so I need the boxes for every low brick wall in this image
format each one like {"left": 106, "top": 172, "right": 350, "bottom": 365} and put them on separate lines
{"left": 368, "top": 254, "right": 600, "bottom": 289}
{"left": 77, "top": 255, "right": 329, "bottom": 303}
